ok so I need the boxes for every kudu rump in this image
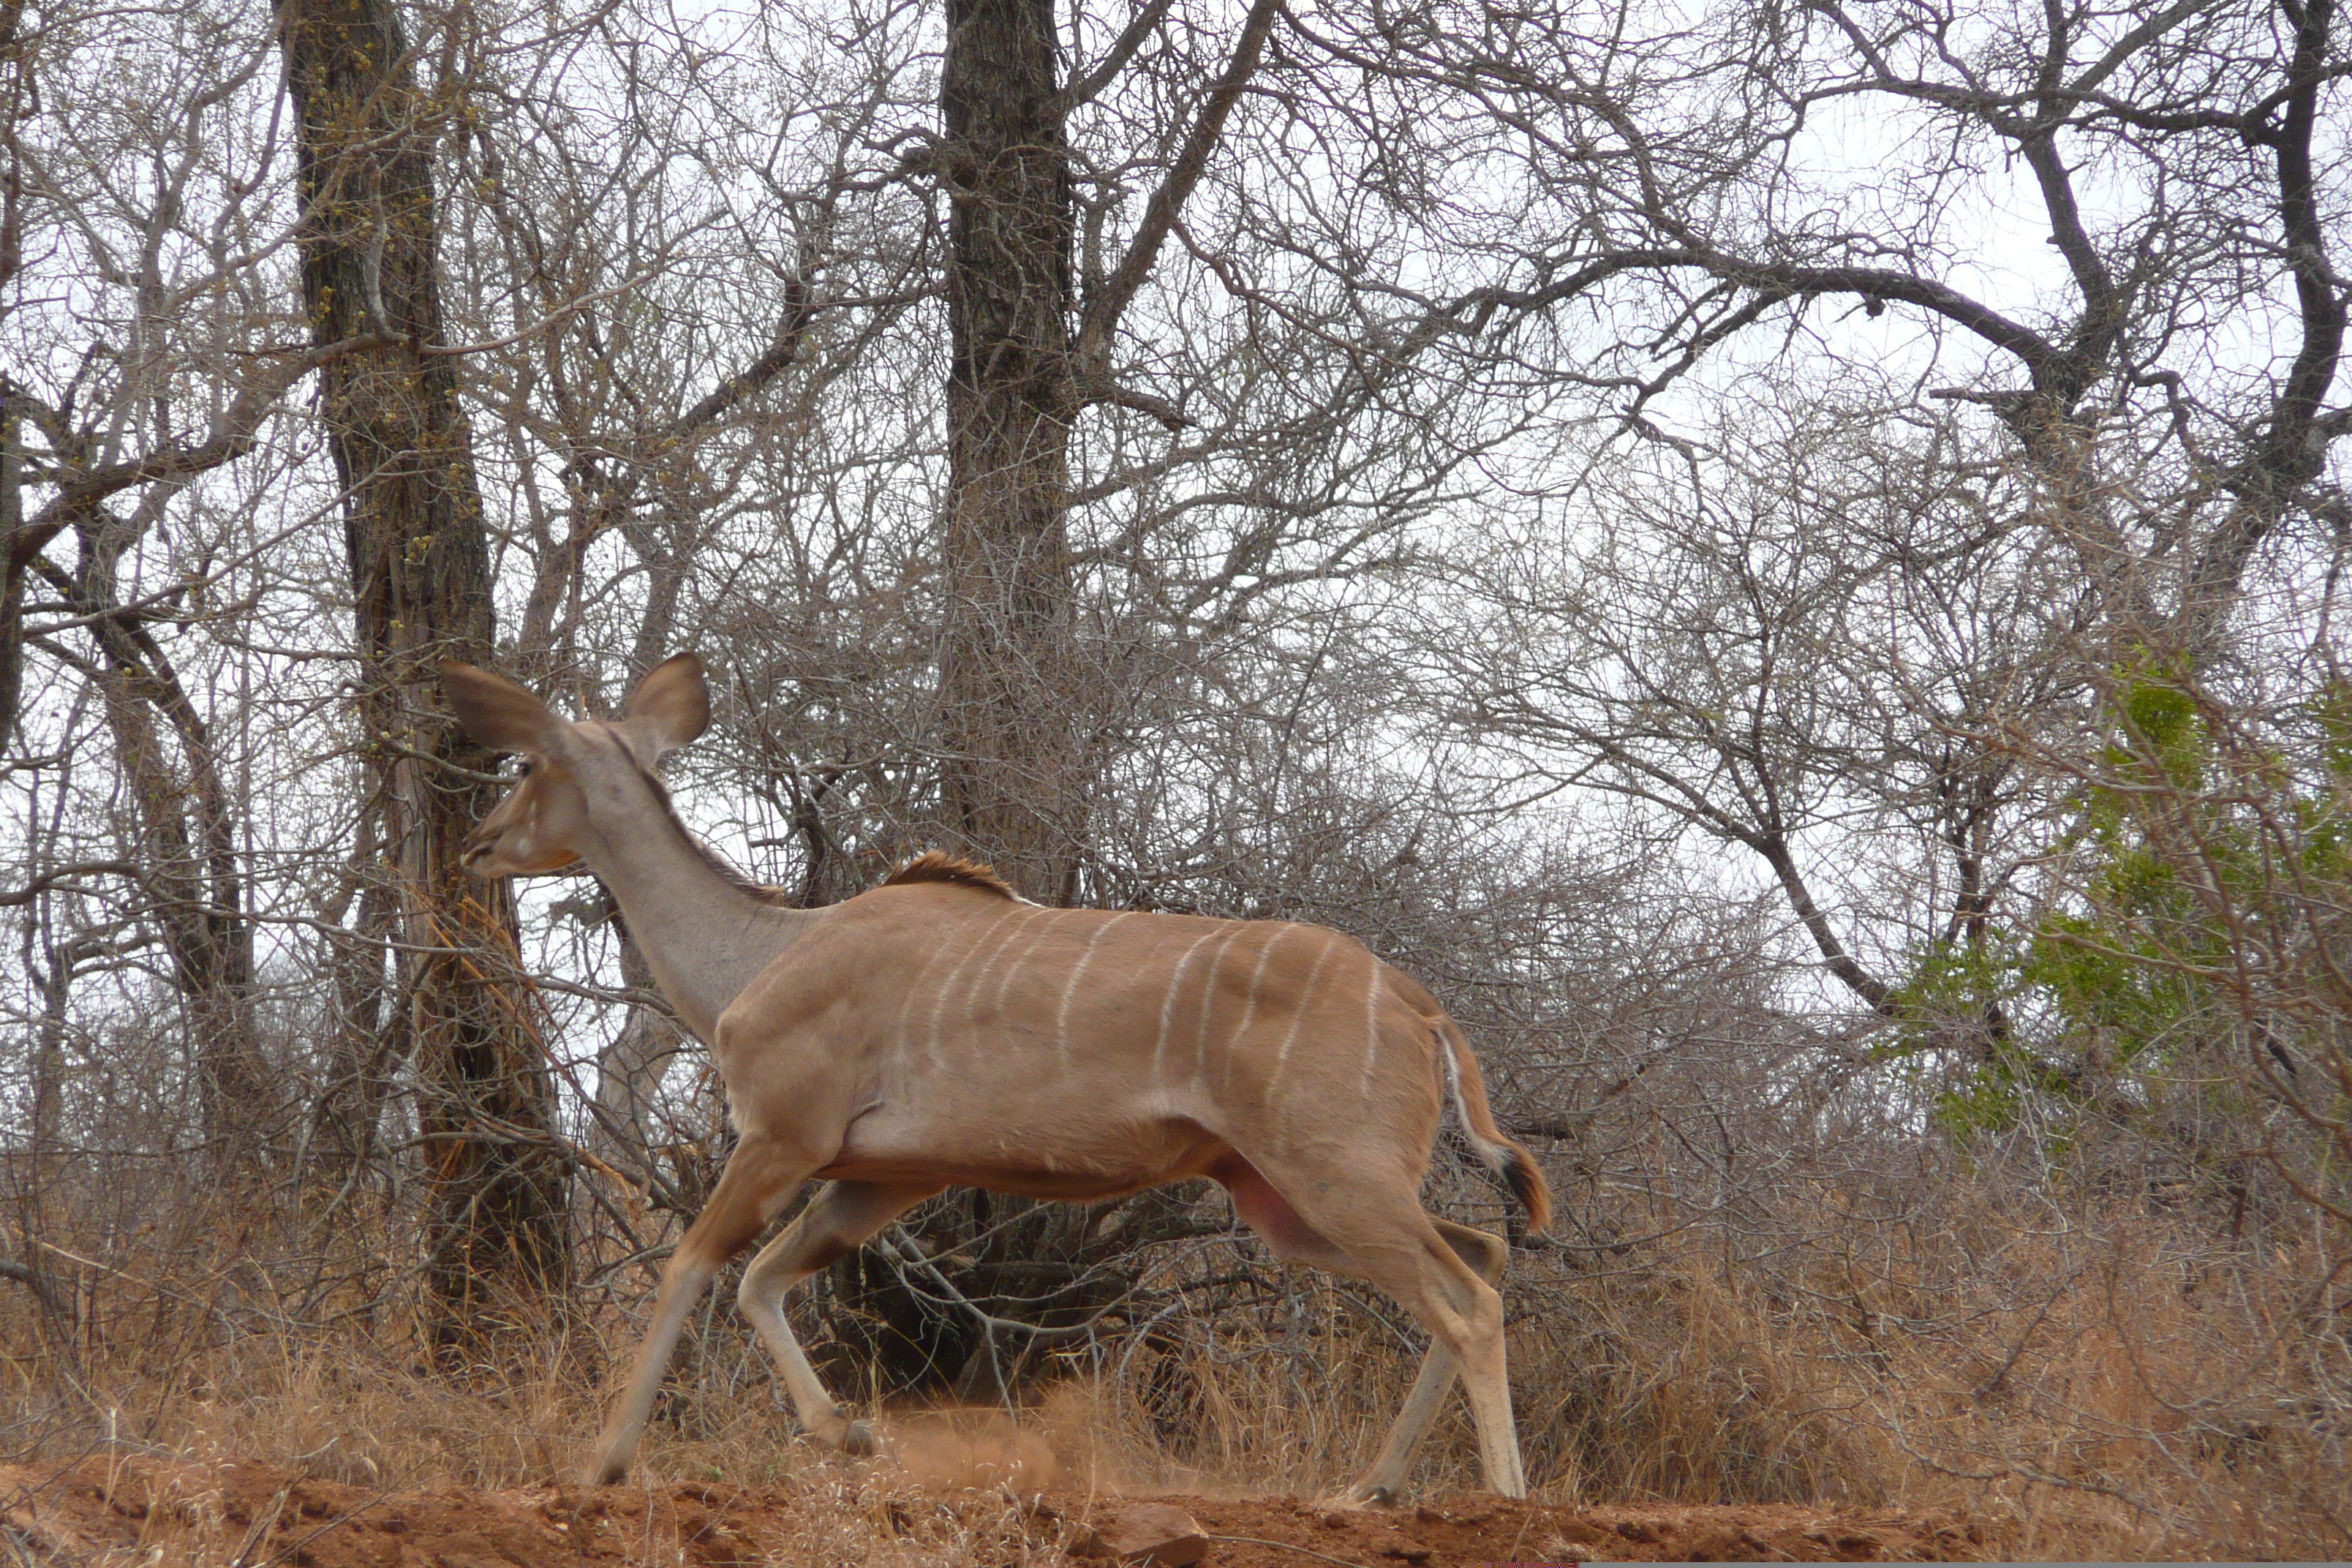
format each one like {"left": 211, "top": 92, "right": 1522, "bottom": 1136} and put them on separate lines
{"left": 442, "top": 654, "right": 1551, "bottom": 1500}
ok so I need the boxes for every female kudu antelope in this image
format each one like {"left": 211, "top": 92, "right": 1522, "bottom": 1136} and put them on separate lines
{"left": 442, "top": 653, "right": 1551, "bottom": 1500}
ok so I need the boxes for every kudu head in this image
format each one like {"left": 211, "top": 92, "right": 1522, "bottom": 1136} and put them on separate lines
{"left": 440, "top": 653, "right": 712, "bottom": 878}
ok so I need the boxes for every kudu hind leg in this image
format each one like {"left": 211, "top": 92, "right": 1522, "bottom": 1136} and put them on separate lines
{"left": 735, "top": 1178, "right": 942, "bottom": 1455}
{"left": 1345, "top": 1218, "right": 1511, "bottom": 1504}
{"left": 1275, "top": 1179, "right": 1528, "bottom": 1500}
{"left": 589, "top": 1137, "right": 807, "bottom": 1485}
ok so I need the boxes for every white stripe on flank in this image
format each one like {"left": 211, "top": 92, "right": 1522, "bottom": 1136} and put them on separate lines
{"left": 967, "top": 902, "right": 1044, "bottom": 1021}
{"left": 927, "top": 906, "right": 1020, "bottom": 1066}
{"left": 1439, "top": 1026, "right": 1465, "bottom": 1123}
{"left": 1264, "top": 935, "right": 1341, "bottom": 1101}
{"left": 1221, "top": 923, "right": 1292, "bottom": 1089}
{"left": 1360, "top": 956, "right": 1387, "bottom": 1097}
{"left": 992, "top": 904, "right": 1058, "bottom": 1015}
{"left": 1192, "top": 922, "right": 1252, "bottom": 1080}
{"left": 1056, "top": 911, "right": 1136, "bottom": 1066}
{"left": 1153, "top": 923, "right": 1230, "bottom": 1079}
{"left": 894, "top": 923, "right": 960, "bottom": 1058}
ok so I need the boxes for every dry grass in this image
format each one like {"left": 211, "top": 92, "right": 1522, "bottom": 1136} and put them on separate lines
{"left": 1, "top": 1164, "right": 2345, "bottom": 1562}
{"left": 1496, "top": 1191, "right": 2352, "bottom": 1558}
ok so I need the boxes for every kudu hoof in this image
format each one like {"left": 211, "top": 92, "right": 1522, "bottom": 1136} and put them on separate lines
{"left": 839, "top": 1420, "right": 878, "bottom": 1457}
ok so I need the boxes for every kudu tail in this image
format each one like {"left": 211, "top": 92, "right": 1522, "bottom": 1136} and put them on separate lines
{"left": 1437, "top": 1020, "right": 1552, "bottom": 1235}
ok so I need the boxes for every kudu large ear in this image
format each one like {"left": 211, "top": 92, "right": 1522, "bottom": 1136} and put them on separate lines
{"left": 441, "top": 661, "right": 565, "bottom": 755}
{"left": 623, "top": 652, "right": 711, "bottom": 758}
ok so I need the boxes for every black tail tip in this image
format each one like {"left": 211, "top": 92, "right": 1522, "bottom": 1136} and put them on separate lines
{"left": 1502, "top": 1146, "right": 1552, "bottom": 1236}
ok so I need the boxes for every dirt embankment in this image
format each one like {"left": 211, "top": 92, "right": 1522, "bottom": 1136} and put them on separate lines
{"left": 1, "top": 1459, "right": 1991, "bottom": 1565}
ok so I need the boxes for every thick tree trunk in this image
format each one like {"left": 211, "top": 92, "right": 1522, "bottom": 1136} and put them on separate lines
{"left": 1, "top": 1, "right": 24, "bottom": 748}
{"left": 0, "top": 391, "right": 23, "bottom": 749}
{"left": 819, "top": 0, "right": 1100, "bottom": 1369}
{"left": 282, "top": 0, "right": 568, "bottom": 1337}
{"left": 935, "top": 0, "right": 1085, "bottom": 904}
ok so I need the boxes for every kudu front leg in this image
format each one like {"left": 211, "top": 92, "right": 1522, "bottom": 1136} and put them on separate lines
{"left": 588, "top": 1137, "right": 808, "bottom": 1485}
{"left": 734, "top": 1178, "right": 942, "bottom": 1456}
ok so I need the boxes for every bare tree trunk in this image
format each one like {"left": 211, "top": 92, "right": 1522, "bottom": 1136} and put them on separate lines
{"left": 829, "top": 0, "right": 1093, "bottom": 1381}
{"left": 24, "top": 927, "right": 74, "bottom": 1183}
{"left": 317, "top": 815, "right": 404, "bottom": 1179}
{"left": 587, "top": 909, "right": 688, "bottom": 1177}
{"left": 0, "top": 4, "right": 25, "bottom": 748}
{"left": 814, "top": 0, "right": 1289, "bottom": 1390}
{"left": 47, "top": 524, "right": 274, "bottom": 1161}
{"left": 2178, "top": 0, "right": 2345, "bottom": 647}
{"left": 935, "top": 0, "right": 1084, "bottom": 905}
{"left": 0, "top": 388, "right": 23, "bottom": 748}
{"left": 282, "top": 0, "right": 568, "bottom": 1338}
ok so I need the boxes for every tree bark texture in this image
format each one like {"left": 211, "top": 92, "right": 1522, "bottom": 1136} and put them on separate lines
{"left": 0, "top": 391, "right": 24, "bottom": 750}
{"left": 936, "top": 0, "right": 1085, "bottom": 904}
{"left": 0, "top": 5, "right": 26, "bottom": 747}
{"left": 281, "top": 0, "right": 568, "bottom": 1333}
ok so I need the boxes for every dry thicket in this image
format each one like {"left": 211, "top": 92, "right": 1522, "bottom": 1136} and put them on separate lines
{"left": 3, "top": 0, "right": 2348, "bottom": 1557}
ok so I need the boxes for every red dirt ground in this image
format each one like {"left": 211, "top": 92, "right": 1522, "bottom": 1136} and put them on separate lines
{"left": 0, "top": 1458, "right": 1991, "bottom": 1564}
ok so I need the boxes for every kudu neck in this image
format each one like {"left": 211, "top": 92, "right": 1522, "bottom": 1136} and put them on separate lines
{"left": 581, "top": 780, "right": 810, "bottom": 1043}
